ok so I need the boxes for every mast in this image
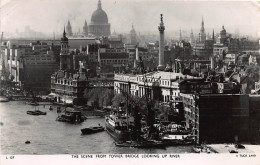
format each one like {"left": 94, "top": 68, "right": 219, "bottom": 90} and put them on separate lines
{"left": 139, "top": 56, "right": 155, "bottom": 138}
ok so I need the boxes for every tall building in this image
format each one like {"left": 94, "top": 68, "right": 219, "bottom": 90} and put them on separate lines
{"left": 60, "top": 28, "right": 71, "bottom": 70}
{"left": 88, "top": 0, "right": 111, "bottom": 37}
{"left": 130, "top": 24, "right": 137, "bottom": 45}
{"left": 66, "top": 20, "right": 73, "bottom": 37}
{"left": 83, "top": 20, "right": 88, "bottom": 36}
{"left": 190, "top": 29, "right": 195, "bottom": 46}
{"left": 179, "top": 29, "right": 182, "bottom": 41}
{"left": 1, "top": 40, "right": 59, "bottom": 94}
{"left": 198, "top": 17, "right": 206, "bottom": 43}
{"left": 212, "top": 29, "right": 215, "bottom": 43}
{"left": 157, "top": 14, "right": 165, "bottom": 71}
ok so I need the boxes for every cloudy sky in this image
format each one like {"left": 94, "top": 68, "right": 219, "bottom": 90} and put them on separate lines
{"left": 0, "top": 0, "right": 260, "bottom": 37}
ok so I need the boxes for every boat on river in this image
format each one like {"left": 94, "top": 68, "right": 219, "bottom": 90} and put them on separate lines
{"left": 81, "top": 126, "right": 105, "bottom": 135}
{"left": 56, "top": 108, "right": 86, "bottom": 123}
{"left": 155, "top": 122, "right": 195, "bottom": 145}
{"left": 160, "top": 133, "right": 195, "bottom": 145}
{"left": 27, "top": 110, "right": 47, "bottom": 116}
{"left": 0, "top": 96, "right": 9, "bottom": 102}
{"left": 29, "top": 101, "right": 39, "bottom": 106}
{"left": 105, "top": 108, "right": 134, "bottom": 142}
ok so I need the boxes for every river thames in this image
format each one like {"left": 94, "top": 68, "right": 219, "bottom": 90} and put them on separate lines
{"left": 0, "top": 101, "right": 194, "bottom": 154}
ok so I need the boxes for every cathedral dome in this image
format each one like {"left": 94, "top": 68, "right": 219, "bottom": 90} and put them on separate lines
{"left": 91, "top": 0, "right": 108, "bottom": 24}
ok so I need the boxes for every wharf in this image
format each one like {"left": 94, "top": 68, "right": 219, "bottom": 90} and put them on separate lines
{"left": 207, "top": 144, "right": 260, "bottom": 153}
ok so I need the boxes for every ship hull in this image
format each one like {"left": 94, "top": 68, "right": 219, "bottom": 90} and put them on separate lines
{"left": 105, "top": 122, "right": 131, "bottom": 142}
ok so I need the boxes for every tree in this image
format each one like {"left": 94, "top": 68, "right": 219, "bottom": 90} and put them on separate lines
{"left": 102, "top": 89, "right": 114, "bottom": 106}
{"left": 85, "top": 87, "right": 114, "bottom": 108}
{"left": 112, "top": 93, "right": 126, "bottom": 108}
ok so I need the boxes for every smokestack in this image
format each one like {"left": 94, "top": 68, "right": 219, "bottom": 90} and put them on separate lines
{"left": 157, "top": 14, "right": 165, "bottom": 71}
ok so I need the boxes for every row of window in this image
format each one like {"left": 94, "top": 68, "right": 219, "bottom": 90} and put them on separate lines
{"left": 56, "top": 80, "right": 73, "bottom": 86}
{"left": 101, "top": 59, "right": 128, "bottom": 63}
{"left": 26, "top": 58, "right": 53, "bottom": 61}
{"left": 256, "top": 84, "right": 260, "bottom": 90}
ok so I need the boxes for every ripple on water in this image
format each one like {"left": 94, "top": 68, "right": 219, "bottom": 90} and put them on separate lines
{"left": 17, "top": 120, "right": 31, "bottom": 126}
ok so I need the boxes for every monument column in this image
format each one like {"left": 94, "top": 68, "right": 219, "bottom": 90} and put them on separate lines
{"left": 157, "top": 14, "right": 165, "bottom": 71}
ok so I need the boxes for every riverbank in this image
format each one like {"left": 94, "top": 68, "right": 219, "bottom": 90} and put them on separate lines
{"left": 207, "top": 144, "right": 260, "bottom": 153}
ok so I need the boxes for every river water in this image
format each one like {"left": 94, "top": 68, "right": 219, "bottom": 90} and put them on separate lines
{"left": 0, "top": 101, "right": 193, "bottom": 154}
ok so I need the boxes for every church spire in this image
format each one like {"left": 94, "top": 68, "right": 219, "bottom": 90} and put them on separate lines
{"left": 98, "top": 0, "right": 102, "bottom": 10}
{"left": 63, "top": 26, "right": 66, "bottom": 37}
{"left": 201, "top": 16, "right": 204, "bottom": 31}
{"left": 83, "top": 20, "right": 88, "bottom": 36}
{"left": 212, "top": 29, "right": 215, "bottom": 42}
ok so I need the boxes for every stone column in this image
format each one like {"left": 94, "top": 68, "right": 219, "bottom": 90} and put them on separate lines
{"left": 157, "top": 14, "right": 165, "bottom": 71}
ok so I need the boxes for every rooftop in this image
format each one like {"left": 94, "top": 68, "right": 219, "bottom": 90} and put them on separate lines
{"left": 115, "top": 71, "right": 201, "bottom": 80}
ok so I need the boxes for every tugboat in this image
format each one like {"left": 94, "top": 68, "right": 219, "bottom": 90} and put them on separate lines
{"left": 81, "top": 125, "right": 105, "bottom": 135}
{"left": 29, "top": 101, "right": 39, "bottom": 106}
{"left": 27, "top": 109, "right": 47, "bottom": 116}
{"left": 56, "top": 108, "right": 86, "bottom": 124}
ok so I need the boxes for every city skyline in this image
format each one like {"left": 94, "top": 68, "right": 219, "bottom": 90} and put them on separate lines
{"left": 0, "top": 0, "right": 260, "bottom": 38}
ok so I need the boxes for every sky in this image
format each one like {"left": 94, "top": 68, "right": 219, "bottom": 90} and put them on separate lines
{"left": 0, "top": 0, "right": 260, "bottom": 38}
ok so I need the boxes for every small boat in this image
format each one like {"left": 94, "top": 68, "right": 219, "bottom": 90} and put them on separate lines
{"left": 27, "top": 110, "right": 47, "bottom": 116}
{"left": 0, "top": 97, "right": 9, "bottom": 102}
{"left": 115, "top": 140, "right": 166, "bottom": 148}
{"left": 235, "top": 143, "right": 245, "bottom": 149}
{"left": 229, "top": 149, "right": 238, "bottom": 153}
{"left": 192, "top": 145, "right": 211, "bottom": 153}
{"left": 56, "top": 108, "right": 86, "bottom": 123}
{"left": 81, "top": 126, "right": 105, "bottom": 135}
{"left": 192, "top": 146, "right": 202, "bottom": 153}
{"left": 29, "top": 102, "right": 39, "bottom": 106}
{"left": 160, "top": 134, "right": 195, "bottom": 146}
